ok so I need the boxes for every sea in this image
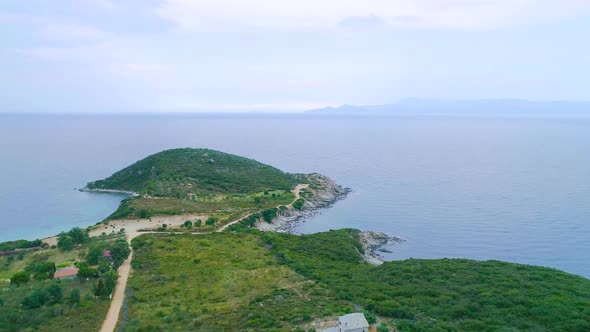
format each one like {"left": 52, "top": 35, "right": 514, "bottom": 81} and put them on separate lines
{"left": 1, "top": 113, "right": 589, "bottom": 278}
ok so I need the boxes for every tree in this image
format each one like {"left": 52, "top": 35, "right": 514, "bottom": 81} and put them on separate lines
{"left": 45, "top": 283, "right": 63, "bottom": 305}
{"left": 377, "top": 323, "right": 389, "bottom": 332}
{"left": 93, "top": 279, "right": 107, "bottom": 298}
{"left": 70, "top": 288, "right": 81, "bottom": 305}
{"left": 184, "top": 220, "right": 193, "bottom": 228}
{"left": 110, "top": 240, "right": 131, "bottom": 268}
{"left": 261, "top": 208, "right": 278, "bottom": 223}
{"left": 78, "top": 267, "right": 98, "bottom": 280}
{"left": 27, "top": 261, "right": 56, "bottom": 280}
{"left": 22, "top": 288, "right": 47, "bottom": 309}
{"left": 10, "top": 271, "right": 30, "bottom": 286}
{"left": 102, "top": 270, "right": 119, "bottom": 294}
{"left": 86, "top": 246, "right": 103, "bottom": 265}
{"left": 57, "top": 234, "right": 74, "bottom": 251}
{"left": 293, "top": 198, "right": 305, "bottom": 210}
{"left": 68, "top": 227, "right": 88, "bottom": 245}
{"left": 364, "top": 311, "right": 377, "bottom": 325}
{"left": 205, "top": 217, "right": 218, "bottom": 226}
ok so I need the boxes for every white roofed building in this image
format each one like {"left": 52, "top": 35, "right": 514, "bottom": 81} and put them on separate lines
{"left": 338, "top": 313, "right": 369, "bottom": 332}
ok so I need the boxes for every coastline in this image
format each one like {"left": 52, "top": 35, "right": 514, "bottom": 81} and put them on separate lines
{"left": 254, "top": 173, "right": 403, "bottom": 264}
{"left": 79, "top": 188, "right": 139, "bottom": 197}
{"left": 255, "top": 173, "right": 351, "bottom": 233}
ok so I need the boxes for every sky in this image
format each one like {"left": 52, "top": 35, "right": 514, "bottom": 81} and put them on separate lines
{"left": 1, "top": 0, "right": 590, "bottom": 113}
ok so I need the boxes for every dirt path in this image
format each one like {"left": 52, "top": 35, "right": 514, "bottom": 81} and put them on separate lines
{"left": 98, "top": 184, "right": 308, "bottom": 332}
{"left": 99, "top": 250, "right": 132, "bottom": 332}
{"left": 217, "top": 184, "right": 308, "bottom": 232}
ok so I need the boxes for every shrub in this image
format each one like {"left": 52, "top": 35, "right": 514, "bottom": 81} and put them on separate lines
{"left": 57, "top": 234, "right": 74, "bottom": 251}
{"left": 78, "top": 267, "right": 98, "bottom": 279}
{"left": 70, "top": 288, "right": 81, "bottom": 305}
{"left": 10, "top": 271, "right": 30, "bottom": 286}
{"left": 26, "top": 261, "right": 56, "bottom": 280}
{"left": 261, "top": 208, "right": 278, "bottom": 223}
{"left": 139, "top": 209, "right": 151, "bottom": 219}
{"left": 377, "top": 323, "right": 389, "bottom": 332}
{"left": 292, "top": 198, "right": 305, "bottom": 210}
{"left": 364, "top": 310, "right": 377, "bottom": 325}
{"left": 205, "top": 217, "right": 218, "bottom": 226}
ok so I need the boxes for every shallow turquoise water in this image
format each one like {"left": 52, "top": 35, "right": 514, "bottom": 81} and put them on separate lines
{"left": 1, "top": 114, "right": 589, "bottom": 278}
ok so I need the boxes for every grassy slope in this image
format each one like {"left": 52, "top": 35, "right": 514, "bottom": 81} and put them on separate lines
{"left": 124, "top": 230, "right": 590, "bottom": 331}
{"left": 123, "top": 233, "right": 348, "bottom": 331}
{"left": 105, "top": 189, "right": 294, "bottom": 221}
{"left": 87, "top": 148, "right": 298, "bottom": 197}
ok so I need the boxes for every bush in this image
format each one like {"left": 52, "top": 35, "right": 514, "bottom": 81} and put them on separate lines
{"left": 57, "top": 234, "right": 74, "bottom": 251}
{"left": 0, "top": 239, "right": 44, "bottom": 251}
{"left": 26, "top": 261, "right": 56, "bottom": 280}
{"left": 364, "top": 310, "right": 377, "bottom": 325}
{"left": 78, "top": 267, "right": 98, "bottom": 279}
{"left": 21, "top": 284, "right": 63, "bottom": 309}
{"left": 70, "top": 288, "right": 81, "bottom": 305}
{"left": 68, "top": 227, "right": 89, "bottom": 245}
{"left": 377, "top": 323, "right": 389, "bottom": 332}
{"left": 261, "top": 208, "right": 278, "bottom": 223}
{"left": 10, "top": 271, "right": 30, "bottom": 286}
{"left": 205, "top": 217, "right": 218, "bottom": 226}
{"left": 139, "top": 209, "right": 151, "bottom": 219}
{"left": 292, "top": 198, "right": 305, "bottom": 210}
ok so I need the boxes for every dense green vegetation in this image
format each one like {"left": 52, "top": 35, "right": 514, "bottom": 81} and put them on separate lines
{"left": 265, "top": 229, "right": 590, "bottom": 331}
{"left": 0, "top": 239, "right": 46, "bottom": 252}
{"left": 124, "top": 229, "right": 590, "bottom": 331}
{"left": 0, "top": 277, "right": 110, "bottom": 332}
{"left": 87, "top": 148, "right": 298, "bottom": 197}
{"left": 0, "top": 229, "right": 131, "bottom": 331}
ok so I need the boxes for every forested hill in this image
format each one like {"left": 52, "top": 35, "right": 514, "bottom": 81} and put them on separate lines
{"left": 86, "top": 148, "right": 298, "bottom": 197}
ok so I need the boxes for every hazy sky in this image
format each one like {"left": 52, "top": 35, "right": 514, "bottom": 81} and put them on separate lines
{"left": 1, "top": 0, "right": 590, "bottom": 112}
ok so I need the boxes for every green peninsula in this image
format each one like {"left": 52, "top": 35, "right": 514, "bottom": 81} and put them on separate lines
{"left": 1, "top": 148, "right": 589, "bottom": 332}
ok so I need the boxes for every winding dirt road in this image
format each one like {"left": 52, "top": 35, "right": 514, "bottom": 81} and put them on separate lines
{"left": 98, "top": 184, "right": 308, "bottom": 332}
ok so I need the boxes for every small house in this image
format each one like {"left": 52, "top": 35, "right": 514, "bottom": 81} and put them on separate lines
{"left": 54, "top": 267, "right": 79, "bottom": 280}
{"left": 338, "top": 313, "right": 369, "bottom": 332}
{"left": 103, "top": 250, "right": 112, "bottom": 258}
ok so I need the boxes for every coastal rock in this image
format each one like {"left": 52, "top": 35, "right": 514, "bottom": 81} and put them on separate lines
{"left": 255, "top": 173, "right": 351, "bottom": 233}
{"left": 359, "top": 231, "right": 405, "bottom": 265}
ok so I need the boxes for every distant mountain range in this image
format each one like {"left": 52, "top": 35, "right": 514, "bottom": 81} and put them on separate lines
{"left": 306, "top": 99, "right": 590, "bottom": 116}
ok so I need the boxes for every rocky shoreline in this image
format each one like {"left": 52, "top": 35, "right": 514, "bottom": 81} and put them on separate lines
{"left": 359, "top": 231, "right": 405, "bottom": 265}
{"left": 255, "top": 173, "right": 404, "bottom": 265}
{"left": 255, "top": 173, "right": 351, "bottom": 233}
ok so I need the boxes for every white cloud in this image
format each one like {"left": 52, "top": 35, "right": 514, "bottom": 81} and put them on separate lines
{"left": 154, "top": 0, "right": 590, "bottom": 30}
{"left": 41, "top": 23, "right": 111, "bottom": 41}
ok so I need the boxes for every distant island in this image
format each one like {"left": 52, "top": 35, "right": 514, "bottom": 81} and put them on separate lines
{"left": 307, "top": 98, "right": 590, "bottom": 116}
{"left": 1, "top": 148, "right": 590, "bottom": 331}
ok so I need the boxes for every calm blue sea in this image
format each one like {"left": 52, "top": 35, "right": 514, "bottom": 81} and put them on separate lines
{"left": 1, "top": 113, "right": 589, "bottom": 278}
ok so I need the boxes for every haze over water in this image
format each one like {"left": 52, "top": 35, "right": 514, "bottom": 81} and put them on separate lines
{"left": 1, "top": 113, "right": 589, "bottom": 278}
